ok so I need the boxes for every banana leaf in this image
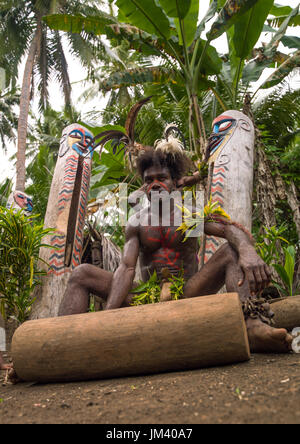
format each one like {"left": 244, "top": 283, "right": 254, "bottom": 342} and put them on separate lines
{"left": 116, "top": 0, "right": 171, "bottom": 39}
{"left": 261, "top": 50, "right": 300, "bottom": 89}
{"left": 158, "top": 0, "right": 192, "bottom": 19}
{"left": 105, "top": 23, "right": 179, "bottom": 60}
{"left": 269, "top": 5, "right": 299, "bottom": 47}
{"left": 195, "top": 0, "right": 219, "bottom": 39}
{"left": 43, "top": 12, "right": 116, "bottom": 34}
{"left": 270, "top": 3, "right": 293, "bottom": 17}
{"left": 242, "top": 5, "right": 299, "bottom": 83}
{"left": 193, "top": 39, "right": 223, "bottom": 76}
{"left": 232, "top": 0, "right": 274, "bottom": 59}
{"left": 99, "top": 66, "right": 179, "bottom": 91}
{"left": 268, "top": 3, "right": 300, "bottom": 27}
{"left": 174, "top": 0, "right": 199, "bottom": 47}
{"left": 281, "top": 35, "right": 300, "bottom": 50}
{"left": 43, "top": 13, "right": 175, "bottom": 61}
{"left": 208, "top": 0, "right": 261, "bottom": 42}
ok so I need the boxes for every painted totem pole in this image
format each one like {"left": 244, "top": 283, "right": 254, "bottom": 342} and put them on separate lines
{"left": 204, "top": 110, "right": 255, "bottom": 263}
{"left": 30, "top": 124, "right": 94, "bottom": 319}
{"left": 6, "top": 191, "right": 33, "bottom": 216}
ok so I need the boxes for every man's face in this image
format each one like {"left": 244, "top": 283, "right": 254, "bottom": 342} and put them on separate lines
{"left": 143, "top": 165, "right": 175, "bottom": 201}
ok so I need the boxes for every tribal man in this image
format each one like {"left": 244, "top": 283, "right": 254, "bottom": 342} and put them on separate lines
{"left": 59, "top": 140, "right": 292, "bottom": 353}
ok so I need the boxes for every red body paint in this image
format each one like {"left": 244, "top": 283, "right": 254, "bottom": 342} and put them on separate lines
{"left": 145, "top": 226, "right": 181, "bottom": 270}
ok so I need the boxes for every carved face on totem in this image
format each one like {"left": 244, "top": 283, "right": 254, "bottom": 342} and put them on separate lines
{"left": 207, "top": 114, "right": 237, "bottom": 163}
{"left": 59, "top": 125, "right": 94, "bottom": 158}
{"left": 7, "top": 191, "right": 33, "bottom": 215}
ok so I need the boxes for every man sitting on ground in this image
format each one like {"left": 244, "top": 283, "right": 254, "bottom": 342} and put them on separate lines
{"left": 59, "top": 139, "right": 292, "bottom": 354}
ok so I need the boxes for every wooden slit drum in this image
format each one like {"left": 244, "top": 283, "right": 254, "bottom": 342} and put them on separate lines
{"left": 12, "top": 293, "right": 250, "bottom": 383}
{"left": 271, "top": 296, "right": 300, "bottom": 331}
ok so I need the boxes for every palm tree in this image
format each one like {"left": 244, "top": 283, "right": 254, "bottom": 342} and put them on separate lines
{"left": 0, "top": 0, "right": 104, "bottom": 192}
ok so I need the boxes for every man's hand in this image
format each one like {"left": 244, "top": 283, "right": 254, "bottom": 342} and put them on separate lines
{"left": 177, "top": 171, "right": 201, "bottom": 189}
{"left": 238, "top": 247, "right": 272, "bottom": 295}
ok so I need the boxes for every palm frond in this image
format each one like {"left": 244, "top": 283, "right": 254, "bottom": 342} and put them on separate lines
{"left": 50, "top": 30, "right": 71, "bottom": 108}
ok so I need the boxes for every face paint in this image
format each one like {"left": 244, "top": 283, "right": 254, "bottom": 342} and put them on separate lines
{"left": 6, "top": 191, "right": 33, "bottom": 216}
{"left": 59, "top": 125, "right": 94, "bottom": 159}
{"left": 147, "top": 180, "right": 171, "bottom": 194}
{"left": 25, "top": 198, "right": 33, "bottom": 213}
{"left": 207, "top": 115, "right": 237, "bottom": 161}
{"left": 68, "top": 128, "right": 94, "bottom": 158}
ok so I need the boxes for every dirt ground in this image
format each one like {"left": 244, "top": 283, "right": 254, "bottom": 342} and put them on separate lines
{"left": 1, "top": 350, "right": 300, "bottom": 425}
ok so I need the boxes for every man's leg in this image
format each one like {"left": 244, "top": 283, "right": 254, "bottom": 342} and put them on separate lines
{"left": 183, "top": 243, "right": 292, "bottom": 353}
{"left": 58, "top": 264, "right": 113, "bottom": 316}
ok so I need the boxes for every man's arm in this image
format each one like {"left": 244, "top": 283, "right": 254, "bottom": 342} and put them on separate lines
{"left": 105, "top": 222, "right": 140, "bottom": 310}
{"left": 204, "top": 220, "right": 272, "bottom": 294}
{"left": 176, "top": 171, "right": 202, "bottom": 189}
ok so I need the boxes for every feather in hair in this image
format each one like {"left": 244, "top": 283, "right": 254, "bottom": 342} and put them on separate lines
{"left": 154, "top": 135, "right": 184, "bottom": 156}
{"left": 154, "top": 124, "right": 186, "bottom": 156}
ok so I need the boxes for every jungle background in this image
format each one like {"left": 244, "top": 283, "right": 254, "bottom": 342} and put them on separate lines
{"left": 0, "top": 0, "right": 300, "bottom": 424}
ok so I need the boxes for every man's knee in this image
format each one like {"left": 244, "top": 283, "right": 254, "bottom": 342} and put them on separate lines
{"left": 68, "top": 263, "right": 92, "bottom": 288}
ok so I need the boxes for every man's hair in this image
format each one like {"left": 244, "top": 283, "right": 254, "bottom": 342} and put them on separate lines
{"left": 137, "top": 147, "right": 192, "bottom": 181}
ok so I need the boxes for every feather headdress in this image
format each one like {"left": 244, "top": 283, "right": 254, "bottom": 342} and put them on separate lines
{"left": 85, "top": 97, "right": 152, "bottom": 167}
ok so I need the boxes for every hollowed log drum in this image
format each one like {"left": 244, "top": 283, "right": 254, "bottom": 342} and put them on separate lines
{"left": 12, "top": 293, "right": 250, "bottom": 383}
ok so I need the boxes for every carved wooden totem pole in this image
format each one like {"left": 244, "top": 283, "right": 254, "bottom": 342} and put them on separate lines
{"left": 30, "top": 124, "right": 94, "bottom": 319}
{"left": 6, "top": 191, "right": 33, "bottom": 216}
{"left": 204, "top": 110, "right": 255, "bottom": 263}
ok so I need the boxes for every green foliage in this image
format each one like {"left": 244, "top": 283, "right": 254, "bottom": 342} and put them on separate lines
{"left": 208, "top": 0, "right": 261, "bottom": 42}
{"left": 159, "top": 0, "right": 193, "bottom": 19}
{"left": 25, "top": 145, "right": 56, "bottom": 224}
{"left": 0, "top": 87, "right": 19, "bottom": 146}
{"left": 261, "top": 50, "right": 300, "bottom": 89}
{"left": 169, "top": 271, "right": 185, "bottom": 300}
{"left": 272, "top": 246, "right": 299, "bottom": 297}
{"left": 131, "top": 271, "right": 161, "bottom": 305}
{"left": 44, "top": 0, "right": 300, "bottom": 158}
{"left": 116, "top": 0, "right": 171, "bottom": 39}
{"left": 254, "top": 88, "right": 300, "bottom": 199}
{"left": 0, "top": 207, "right": 53, "bottom": 323}
{"left": 0, "top": 0, "right": 105, "bottom": 110}
{"left": 0, "top": 178, "right": 13, "bottom": 207}
{"left": 255, "top": 225, "right": 299, "bottom": 297}
{"left": 231, "top": 0, "right": 274, "bottom": 60}
{"left": 268, "top": 2, "right": 300, "bottom": 27}
{"left": 131, "top": 270, "right": 186, "bottom": 305}
{"left": 255, "top": 224, "right": 289, "bottom": 266}
{"left": 242, "top": 4, "right": 299, "bottom": 85}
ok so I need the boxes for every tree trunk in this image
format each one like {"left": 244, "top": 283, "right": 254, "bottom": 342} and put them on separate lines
{"left": 243, "top": 95, "right": 277, "bottom": 229}
{"left": 287, "top": 181, "right": 300, "bottom": 240}
{"left": 15, "top": 23, "right": 41, "bottom": 192}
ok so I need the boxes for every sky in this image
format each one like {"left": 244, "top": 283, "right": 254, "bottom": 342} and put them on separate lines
{"left": 0, "top": 0, "right": 299, "bottom": 185}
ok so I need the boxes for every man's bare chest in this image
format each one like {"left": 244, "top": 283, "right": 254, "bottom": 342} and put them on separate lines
{"left": 139, "top": 225, "right": 184, "bottom": 252}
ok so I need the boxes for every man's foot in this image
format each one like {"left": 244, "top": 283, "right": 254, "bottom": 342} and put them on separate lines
{"left": 247, "top": 318, "right": 293, "bottom": 353}
{"left": 8, "top": 368, "right": 21, "bottom": 384}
